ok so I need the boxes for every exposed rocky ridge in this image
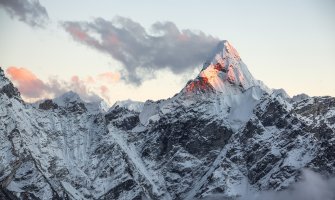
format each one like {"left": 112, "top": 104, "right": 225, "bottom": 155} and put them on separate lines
{"left": 0, "top": 41, "right": 334, "bottom": 200}
{"left": 0, "top": 68, "right": 21, "bottom": 101}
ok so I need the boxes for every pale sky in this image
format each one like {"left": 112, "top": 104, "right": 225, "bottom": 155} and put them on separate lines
{"left": 0, "top": 0, "right": 334, "bottom": 105}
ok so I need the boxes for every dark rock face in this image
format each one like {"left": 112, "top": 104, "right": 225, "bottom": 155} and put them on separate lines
{"left": 66, "top": 102, "right": 87, "bottom": 113}
{"left": 0, "top": 188, "right": 19, "bottom": 200}
{"left": 255, "top": 98, "right": 289, "bottom": 128}
{"left": 0, "top": 68, "right": 21, "bottom": 100}
{"left": 39, "top": 99, "right": 59, "bottom": 110}
{"left": 294, "top": 97, "right": 335, "bottom": 117}
{"left": 185, "top": 77, "right": 215, "bottom": 94}
{"left": 0, "top": 83, "right": 21, "bottom": 99}
{"left": 292, "top": 97, "right": 335, "bottom": 175}
{"left": 105, "top": 106, "right": 140, "bottom": 130}
{"left": 104, "top": 179, "right": 137, "bottom": 199}
{"left": 153, "top": 116, "right": 232, "bottom": 158}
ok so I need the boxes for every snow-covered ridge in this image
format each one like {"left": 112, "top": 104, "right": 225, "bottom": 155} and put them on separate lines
{"left": 53, "top": 91, "right": 84, "bottom": 107}
{"left": 111, "top": 99, "right": 144, "bottom": 113}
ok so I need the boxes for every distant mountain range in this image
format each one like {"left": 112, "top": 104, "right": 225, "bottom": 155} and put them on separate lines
{"left": 0, "top": 41, "right": 334, "bottom": 200}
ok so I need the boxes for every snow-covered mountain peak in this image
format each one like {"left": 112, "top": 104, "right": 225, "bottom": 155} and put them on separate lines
{"left": 204, "top": 40, "right": 240, "bottom": 66}
{"left": 272, "top": 88, "right": 291, "bottom": 100}
{"left": 183, "top": 41, "right": 264, "bottom": 95}
{"left": 111, "top": 99, "right": 144, "bottom": 113}
{"left": 85, "top": 99, "right": 110, "bottom": 113}
{"left": 291, "top": 93, "right": 310, "bottom": 103}
{"left": 53, "top": 91, "right": 84, "bottom": 107}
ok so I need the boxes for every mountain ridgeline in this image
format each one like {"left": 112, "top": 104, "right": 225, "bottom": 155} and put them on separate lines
{"left": 0, "top": 41, "right": 334, "bottom": 200}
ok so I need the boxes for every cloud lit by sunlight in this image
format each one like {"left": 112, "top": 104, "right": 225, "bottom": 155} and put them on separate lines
{"left": 6, "top": 66, "right": 119, "bottom": 104}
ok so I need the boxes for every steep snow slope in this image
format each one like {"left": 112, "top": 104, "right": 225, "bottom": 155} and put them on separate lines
{"left": 0, "top": 40, "right": 334, "bottom": 200}
{"left": 139, "top": 41, "right": 269, "bottom": 131}
{"left": 0, "top": 73, "right": 147, "bottom": 199}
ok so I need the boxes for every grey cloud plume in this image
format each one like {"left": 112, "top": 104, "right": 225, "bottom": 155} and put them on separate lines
{"left": 202, "top": 169, "right": 335, "bottom": 200}
{"left": 0, "top": 0, "right": 49, "bottom": 27}
{"left": 62, "top": 16, "right": 220, "bottom": 85}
